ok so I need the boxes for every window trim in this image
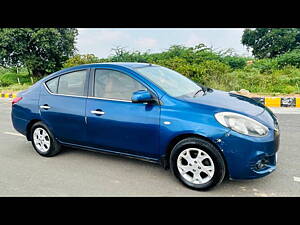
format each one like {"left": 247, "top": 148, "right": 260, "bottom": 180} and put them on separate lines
{"left": 43, "top": 69, "right": 90, "bottom": 98}
{"left": 90, "top": 68, "right": 160, "bottom": 104}
{"left": 45, "top": 76, "right": 59, "bottom": 94}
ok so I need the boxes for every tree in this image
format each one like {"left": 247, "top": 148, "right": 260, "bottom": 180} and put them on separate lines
{"left": 63, "top": 54, "right": 106, "bottom": 68}
{"left": 109, "top": 46, "right": 151, "bottom": 62}
{"left": 0, "top": 28, "right": 78, "bottom": 77}
{"left": 241, "top": 28, "right": 300, "bottom": 59}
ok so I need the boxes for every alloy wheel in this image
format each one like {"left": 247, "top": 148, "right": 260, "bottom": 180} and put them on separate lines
{"left": 33, "top": 127, "right": 51, "bottom": 153}
{"left": 177, "top": 148, "right": 215, "bottom": 185}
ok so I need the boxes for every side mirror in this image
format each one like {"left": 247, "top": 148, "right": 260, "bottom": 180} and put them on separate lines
{"left": 131, "top": 90, "right": 154, "bottom": 103}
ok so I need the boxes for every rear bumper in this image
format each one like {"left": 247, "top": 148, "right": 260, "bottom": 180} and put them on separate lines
{"left": 216, "top": 129, "right": 279, "bottom": 180}
{"left": 11, "top": 112, "right": 28, "bottom": 136}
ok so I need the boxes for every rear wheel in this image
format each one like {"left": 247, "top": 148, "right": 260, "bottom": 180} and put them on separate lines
{"left": 31, "top": 122, "right": 61, "bottom": 157}
{"left": 170, "top": 137, "right": 226, "bottom": 191}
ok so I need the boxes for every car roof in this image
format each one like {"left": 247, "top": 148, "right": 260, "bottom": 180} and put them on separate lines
{"left": 41, "top": 62, "right": 157, "bottom": 83}
{"left": 66, "top": 62, "right": 155, "bottom": 71}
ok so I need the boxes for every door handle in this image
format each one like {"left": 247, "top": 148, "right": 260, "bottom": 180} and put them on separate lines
{"left": 40, "top": 105, "right": 51, "bottom": 110}
{"left": 91, "top": 110, "right": 105, "bottom": 115}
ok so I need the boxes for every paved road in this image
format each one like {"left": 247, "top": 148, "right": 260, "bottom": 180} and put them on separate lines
{"left": 0, "top": 98, "right": 299, "bottom": 196}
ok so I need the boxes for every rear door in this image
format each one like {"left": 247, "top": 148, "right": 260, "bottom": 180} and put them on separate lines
{"left": 85, "top": 68, "right": 161, "bottom": 158}
{"left": 39, "top": 69, "right": 89, "bottom": 145}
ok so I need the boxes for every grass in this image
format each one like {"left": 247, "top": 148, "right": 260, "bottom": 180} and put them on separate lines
{"left": 0, "top": 83, "right": 33, "bottom": 93}
{"left": 0, "top": 68, "right": 37, "bottom": 93}
{"left": 198, "top": 66, "right": 300, "bottom": 95}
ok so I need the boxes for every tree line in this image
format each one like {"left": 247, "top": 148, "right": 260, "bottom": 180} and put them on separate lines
{"left": 1, "top": 28, "right": 300, "bottom": 81}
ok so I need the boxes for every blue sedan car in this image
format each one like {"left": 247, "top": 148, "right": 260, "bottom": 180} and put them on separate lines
{"left": 11, "top": 63, "right": 280, "bottom": 190}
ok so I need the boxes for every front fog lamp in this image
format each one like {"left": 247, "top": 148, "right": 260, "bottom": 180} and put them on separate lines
{"left": 215, "top": 112, "right": 269, "bottom": 137}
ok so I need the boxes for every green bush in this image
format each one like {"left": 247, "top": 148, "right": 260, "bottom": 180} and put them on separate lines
{"left": 215, "top": 66, "right": 300, "bottom": 94}
{"left": 4, "top": 43, "right": 300, "bottom": 95}
{"left": 194, "top": 60, "right": 231, "bottom": 84}
{"left": 63, "top": 54, "right": 106, "bottom": 68}
{"left": 249, "top": 58, "right": 279, "bottom": 73}
{"left": 277, "top": 49, "right": 300, "bottom": 68}
{"left": 151, "top": 58, "right": 231, "bottom": 86}
{"left": 0, "top": 70, "right": 36, "bottom": 87}
{"left": 221, "top": 56, "right": 248, "bottom": 69}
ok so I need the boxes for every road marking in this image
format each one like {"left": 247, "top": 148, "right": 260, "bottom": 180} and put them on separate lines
{"left": 3, "top": 132, "right": 24, "bottom": 137}
{"left": 294, "top": 177, "right": 300, "bottom": 182}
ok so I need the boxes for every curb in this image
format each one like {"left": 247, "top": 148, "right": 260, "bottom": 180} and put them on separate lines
{"left": 1, "top": 93, "right": 17, "bottom": 98}
{"left": 252, "top": 97, "right": 300, "bottom": 108}
{"left": 1, "top": 93, "right": 300, "bottom": 107}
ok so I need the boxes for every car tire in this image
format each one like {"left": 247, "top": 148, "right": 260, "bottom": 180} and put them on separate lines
{"left": 170, "top": 137, "right": 226, "bottom": 191}
{"left": 31, "top": 121, "right": 61, "bottom": 157}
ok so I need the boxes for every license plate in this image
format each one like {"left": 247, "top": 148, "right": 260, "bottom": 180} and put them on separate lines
{"left": 275, "top": 153, "right": 278, "bottom": 164}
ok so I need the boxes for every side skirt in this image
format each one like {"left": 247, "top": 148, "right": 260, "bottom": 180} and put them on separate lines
{"left": 58, "top": 140, "right": 162, "bottom": 166}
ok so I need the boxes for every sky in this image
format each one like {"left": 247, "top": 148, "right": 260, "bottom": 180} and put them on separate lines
{"left": 76, "top": 28, "right": 251, "bottom": 58}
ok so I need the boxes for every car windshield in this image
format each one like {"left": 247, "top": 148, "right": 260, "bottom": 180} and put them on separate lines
{"left": 134, "top": 65, "right": 202, "bottom": 98}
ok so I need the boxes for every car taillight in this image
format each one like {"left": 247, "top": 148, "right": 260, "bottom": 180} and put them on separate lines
{"left": 12, "top": 97, "right": 23, "bottom": 105}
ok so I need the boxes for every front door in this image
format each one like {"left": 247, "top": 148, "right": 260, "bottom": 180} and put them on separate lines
{"left": 85, "top": 68, "right": 160, "bottom": 158}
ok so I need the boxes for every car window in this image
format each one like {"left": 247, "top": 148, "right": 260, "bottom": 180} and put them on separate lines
{"left": 45, "top": 77, "right": 59, "bottom": 93}
{"left": 134, "top": 65, "right": 200, "bottom": 98}
{"left": 94, "top": 69, "right": 146, "bottom": 101}
{"left": 57, "top": 70, "right": 87, "bottom": 96}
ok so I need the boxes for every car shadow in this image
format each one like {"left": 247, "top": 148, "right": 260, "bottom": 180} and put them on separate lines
{"left": 53, "top": 146, "right": 278, "bottom": 195}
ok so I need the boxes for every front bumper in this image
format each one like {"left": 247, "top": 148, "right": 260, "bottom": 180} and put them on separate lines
{"left": 216, "top": 128, "right": 279, "bottom": 180}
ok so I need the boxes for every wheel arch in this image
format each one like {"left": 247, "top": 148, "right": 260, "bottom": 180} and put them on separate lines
{"left": 162, "top": 133, "right": 229, "bottom": 178}
{"left": 26, "top": 119, "right": 41, "bottom": 141}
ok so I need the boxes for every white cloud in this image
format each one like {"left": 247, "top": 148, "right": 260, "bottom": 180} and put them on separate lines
{"left": 76, "top": 28, "right": 251, "bottom": 58}
{"left": 76, "top": 29, "right": 130, "bottom": 57}
{"left": 78, "top": 29, "right": 128, "bottom": 44}
{"left": 184, "top": 33, "right": 211, "bottom": 48}
{"left": 134, "top": 37, "right": 158, "bottom": 50}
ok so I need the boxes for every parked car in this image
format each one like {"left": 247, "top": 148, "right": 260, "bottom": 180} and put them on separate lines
{"left": 11, "top": 63, "right": 280, "bottom": 190}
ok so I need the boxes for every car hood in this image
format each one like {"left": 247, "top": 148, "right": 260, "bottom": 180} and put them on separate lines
{"left": 179, "top": 89, "right": 266, "bottom": 117}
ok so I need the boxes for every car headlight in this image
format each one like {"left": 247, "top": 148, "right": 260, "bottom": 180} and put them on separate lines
{"left": 215, "top": 112, "right": 269, "bottom": 137}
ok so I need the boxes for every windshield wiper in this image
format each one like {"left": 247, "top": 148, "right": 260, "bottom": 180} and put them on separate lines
{"left": 193, "top": 83, "right": 210, "bottom": 97}
{"left": 193, "top": 88, "right": 204, "bottom": 98}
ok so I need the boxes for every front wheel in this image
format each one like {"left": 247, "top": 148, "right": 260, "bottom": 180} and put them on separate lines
{"left": 31, "top": 122, "right": 61, "bottom": 157}
{"left": 170, "top": 137, "right": 226, "bottom": 191}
